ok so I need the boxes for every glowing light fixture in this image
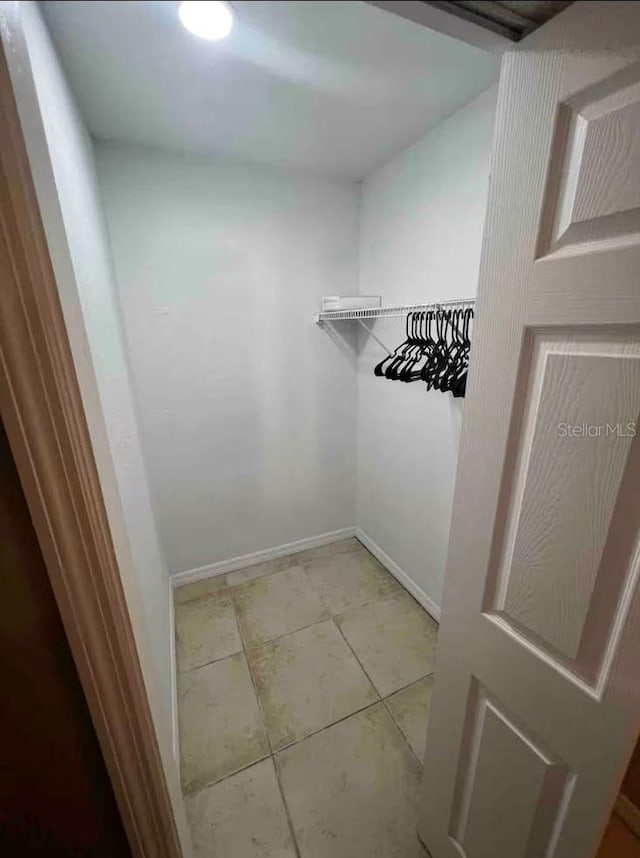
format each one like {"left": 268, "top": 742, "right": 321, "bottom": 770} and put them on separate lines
{"left": 178, "top": 1, "right": 234, "bottom": 41}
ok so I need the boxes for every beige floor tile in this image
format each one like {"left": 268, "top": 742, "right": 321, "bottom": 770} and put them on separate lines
{"left": 174, "top": 574, "right": 227, "bottom": 605}
{"left": 226, "top": 557, "right": 283, "bottom": 588}
{"left": 225, "top": 538, "right": 361, "bottom": 588}
{"left": 178, "top": 653, "right": 269, "bottom": 792}
{"left": 248, "top": 620, "right": 378, "bottom": 749}
{"left": 307, "top": 548, "right": 400, "bottom": 614}
{"left": 336, "top": 593, "right": 438, "bottom": 697}
{"left": 186, "top": 758, "right": 297, "bottom": 858}
{"left": 276, "top": 704, "right": 424, "bottom": 858}
{"left": 176, "top": 593, "right": 242, "bottom": 672}
{"left": 288, "top": 537, "right": 361, "bottom": 566}
{"left": 385, "top": 676, "right": 434, "bottom": 762}
{"left": 233, "top": 566, "right": 328, "bottom": 645}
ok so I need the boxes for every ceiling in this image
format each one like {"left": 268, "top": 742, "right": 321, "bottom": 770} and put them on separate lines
{"left": 40, "top": 1, "right": 499, "bottom": 179}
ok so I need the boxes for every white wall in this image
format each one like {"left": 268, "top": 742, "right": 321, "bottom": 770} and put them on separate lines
{"left": 95, "top": 143, "right": 359, "bottom": 575}
{"left": 1, "top": 2, "right": 190, "bottom": 850}
{"left": 357, "top": 87, "right": 497, "bottom": 614}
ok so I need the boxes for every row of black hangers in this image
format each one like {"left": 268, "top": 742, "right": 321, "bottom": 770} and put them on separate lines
{"left": 374, "top": 307, "right": 473, "bottom": 398}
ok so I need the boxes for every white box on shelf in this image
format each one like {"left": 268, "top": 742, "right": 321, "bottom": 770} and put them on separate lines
{"left": 321, "top": 295, "right": 381, "bottom": 311}
{"left": 321, "top": 296, "right": 342, "bottom": 311}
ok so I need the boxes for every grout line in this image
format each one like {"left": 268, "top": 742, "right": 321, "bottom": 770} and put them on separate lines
{"left": 179, "top": 584, "right": 428, "bottom": 678}
{"left": 233, "top": 595, "right": 303, "bottom": 858}
{"left": 179, "top": 600, "right": 275, "bottom": 799}
{"left": 271, "top": 754, "right": 303, "bottom": 858}
{"left": 182, "top": 687, "right": 426, "bottom": 801}
{"left": 177, "top": 647, "right": 244, "bottom": 677}
{"left": 383, "top": 670, "right": 435, "bottom": 701}
{"left": 230, "top": 578, "right": 397, "bottom": 858}
{"left": 178, "top": 641, "right": 434, "bottom": 778}
{"left": 333, "top": 618, "right": 432, "bottom": 768}
{"left": 380, "top": 695, "right": 424, "bottom": 769}
{"left": 233, "top": 601, "right": 273, "bottom": 756}
{"left": 176, "top": 599, "right": 435, "bottom": 708}
{"left": 332, "top": 616, "right": 384, "bottom": 700}
{"left": 242, "top": 616, "right": 331, "bottom": 651}
{"left": 221, "top": 583, "right": 422, "bottom": 659}
{"left": 272, "top": 694, "right": 382, "bottom": 755}
{"left": 269, "top": 682, "right": 427, "bottom": 768}
{"left": 380, "top": 672, "right": 437, "bottom": 769}
{"left": 303, "top": 559, "right": 406, "bottom": 620}
{"left": 183, "top": 751, "right": 272, "bottom": 797}
{"left": 226, "top": 567, "right": 331, "bottom": 649}
{"left": 178, "top": 602, "right": 272, "bottom": 797}
{"left": 239, "top": 614, "right": 385, "bottom": 757}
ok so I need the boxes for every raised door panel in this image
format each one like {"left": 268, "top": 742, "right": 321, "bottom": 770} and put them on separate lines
{"left": 573, "top": 98, "right": 640, "bottom": 222}
{"left": 488, "top": 333, "right": 640, "bottom": 683}
{"left": 543, "top": 68, "right": 640, "bottom": 256}
{"left": 450, "top": 682, "right": 569, "bottom": 858}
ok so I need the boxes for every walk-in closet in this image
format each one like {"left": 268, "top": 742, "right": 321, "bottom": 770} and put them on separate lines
{"left": 11, "top": 2, "right": 640, "bottom": 857}
{"left": 2, "top": 1, "right": 512, "bottom": 855}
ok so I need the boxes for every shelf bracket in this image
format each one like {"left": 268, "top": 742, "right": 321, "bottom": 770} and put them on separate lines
{"left": 357, "top": 318, "right": 392, "bottom": 356}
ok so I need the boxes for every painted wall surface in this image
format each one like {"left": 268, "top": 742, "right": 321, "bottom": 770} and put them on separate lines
{"left": 96, "top": 143, "right": 359, "bottom": 575}
{"left": 357, "top": 88, "right": 497, "bottom": 612}
{"left": 3, "top": 4, "right": 189, "bottom": 845}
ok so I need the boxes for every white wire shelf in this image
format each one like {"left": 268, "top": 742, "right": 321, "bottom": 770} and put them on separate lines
{"left": 314, "top": 297, "right": 475, "bottom": 324}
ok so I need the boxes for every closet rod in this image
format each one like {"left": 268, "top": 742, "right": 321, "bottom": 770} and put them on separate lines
{"left": 314, "top": 297, "right": 475, "bottom": 324}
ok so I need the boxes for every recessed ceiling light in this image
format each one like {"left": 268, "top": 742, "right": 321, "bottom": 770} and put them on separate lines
{"left": 178, "top": 1, "right": 234, "bottom": 41}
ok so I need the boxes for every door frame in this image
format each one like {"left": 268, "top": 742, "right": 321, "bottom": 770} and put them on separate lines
{"left": 0, "top": 34, "right": 182, "bottom": 858}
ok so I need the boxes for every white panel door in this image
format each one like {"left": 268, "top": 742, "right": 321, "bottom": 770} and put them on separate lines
{"left": 418, "top": 3, "right": 640, "bottom": 857}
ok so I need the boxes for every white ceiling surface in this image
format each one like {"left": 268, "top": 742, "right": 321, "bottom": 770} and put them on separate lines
{"left": 41, "top": 1, "right": 499, "bottom": 179}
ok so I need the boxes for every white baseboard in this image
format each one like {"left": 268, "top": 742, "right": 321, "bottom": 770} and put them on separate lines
{"left": 170, "top": 527, "right": 358, "bottom": 589}
{"left": 355, "top": 528, "right": 441, "bottom": 623}
{"left": 168, "top": 578, "right": 179, "bottom": 765}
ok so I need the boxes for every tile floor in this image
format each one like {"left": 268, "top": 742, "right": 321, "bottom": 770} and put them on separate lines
{"left": 175, "top": 538, "right": 437, "bottom": 857}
